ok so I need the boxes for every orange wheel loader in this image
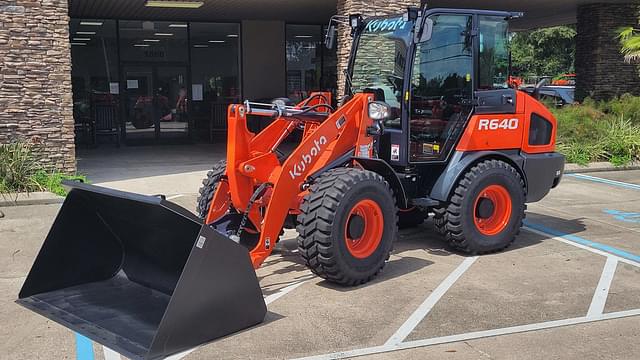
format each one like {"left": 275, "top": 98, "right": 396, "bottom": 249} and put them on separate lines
{"left": 18, "top": 6, "right": 564, "bottom": 360}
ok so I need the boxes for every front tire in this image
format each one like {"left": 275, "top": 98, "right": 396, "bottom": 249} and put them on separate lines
{"left": 444, "top": 160, "right": 525, "bottom": 254}
{"left": 296, "top": 168, "right": 397, "bottom": 286}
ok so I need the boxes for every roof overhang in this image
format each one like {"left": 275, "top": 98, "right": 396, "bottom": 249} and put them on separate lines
{"left": 69, "top": 0, "right": 633, "bottom": 29}
{"left": 428, "top": 0, "right": 634, "bottom": 30}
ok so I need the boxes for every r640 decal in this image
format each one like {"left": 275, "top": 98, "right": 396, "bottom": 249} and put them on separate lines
{"left": 478, "top": 118, "right": 519, "bottom": 130}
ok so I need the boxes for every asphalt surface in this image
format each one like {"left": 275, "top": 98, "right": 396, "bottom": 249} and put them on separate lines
{"left": 1, "top": 170, "right": 640, "bottom": 360}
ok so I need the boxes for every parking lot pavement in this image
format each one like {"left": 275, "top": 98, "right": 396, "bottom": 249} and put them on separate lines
{"left": 1, "top": 170, "right": 640, "bottom": 360}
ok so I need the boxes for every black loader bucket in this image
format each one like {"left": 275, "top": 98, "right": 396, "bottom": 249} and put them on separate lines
{"left": 17, "top": 181, "right": 266, "bottom": 360}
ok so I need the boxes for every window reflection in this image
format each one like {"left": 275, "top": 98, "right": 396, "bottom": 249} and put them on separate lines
{"left": 410, "top": 15, "right": 473, "bottom": 161}
{"left": 479, "top": 16, "right": 510, "bottom": 90}
{"left": 70, "top": 19, "right": 119, "bottom": 145}
{"left": 286, "top": 24, "right": 337, "bottom": 104}
{"left": 190, "top": 23, "right": 241, "bottom": 140}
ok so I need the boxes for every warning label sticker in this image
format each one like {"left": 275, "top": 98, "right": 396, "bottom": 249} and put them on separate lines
{"left": 391, "top": 144, "right": 400, "bottom": 161}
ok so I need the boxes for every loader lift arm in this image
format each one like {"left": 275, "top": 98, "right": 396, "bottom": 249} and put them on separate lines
{"left": 205, "top": 92, "right": 378, "bottom": 268}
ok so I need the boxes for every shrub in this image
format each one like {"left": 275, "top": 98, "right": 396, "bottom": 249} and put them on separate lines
{"left": 0, "top": 142, "right": 38, "bottom": 193}
{"left": 1, "top": 141, "right": 87, "bottom": 197}
{"left": 551, "top": 95, "right": 640, "bottom": 166}
{"left": 596, "top": 94, "right": 640, "bottom": 124}
{"left": 597, "top": 116, "right": 640, "bottom": 166}
{"left": 30, "top": 170, "right": 87, "bottom": 196}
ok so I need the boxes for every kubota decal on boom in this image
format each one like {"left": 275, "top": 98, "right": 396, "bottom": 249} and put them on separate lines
{"left": 289, "top": 135, "right": 328, "bottom": 179}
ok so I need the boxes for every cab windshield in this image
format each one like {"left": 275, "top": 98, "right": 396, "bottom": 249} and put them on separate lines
{"left": 350, "top": 16, "right": 413, "bottom": 126}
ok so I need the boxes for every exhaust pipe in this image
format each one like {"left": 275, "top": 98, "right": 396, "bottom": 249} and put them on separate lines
{"left": 17, "top": 181, "right": 266, "bottom": 360}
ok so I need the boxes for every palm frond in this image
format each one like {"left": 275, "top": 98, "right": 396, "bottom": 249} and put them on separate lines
{"left": 618, "top": 27, "right": 640, "bottom": 64}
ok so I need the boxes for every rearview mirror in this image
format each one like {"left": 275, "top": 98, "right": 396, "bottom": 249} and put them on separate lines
{"left": 420, "top": 18, "right": 434, "bottom": 42}
{"left": 325, "top": 23, "right": 337, "bottom": 50}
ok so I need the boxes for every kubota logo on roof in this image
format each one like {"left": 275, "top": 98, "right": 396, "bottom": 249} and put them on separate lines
{"left": 289, "top": 136, "right": 328, "bottom": 179}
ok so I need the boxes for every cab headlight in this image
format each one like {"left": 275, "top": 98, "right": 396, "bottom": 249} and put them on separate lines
{"left": 368, "top": 101, "right": 390, "bottom": 120}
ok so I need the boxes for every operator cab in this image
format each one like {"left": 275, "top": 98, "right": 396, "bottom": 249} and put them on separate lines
{"left": 327, "top": 8, "right": 521, "bottom": 166}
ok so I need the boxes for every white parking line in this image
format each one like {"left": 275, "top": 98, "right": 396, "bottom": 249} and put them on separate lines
{"left": 157, "top": 279, "right": 310, "bottom": 360}
{"left": 523, "top": 226, "right": 640, "bottom": 268}
{"left": 165, "top": 194, "right": 185, "bottom": 201}
{"left": 568, "top": 173, "right": 640, "bottom": 191}
{"left": 102, "top": 346, "right": 122, "bottom": 360}
{"left": 384, "top": 256, "right": 478, "bottom": 345}
{"left": 264, "top": 279, "right": 310, "bottom": 305}
{"left": 587, "top": 257, "right": 618, "bottom": 317}
{"left": 293, "top": 309, "right": 640, "bottom": 360}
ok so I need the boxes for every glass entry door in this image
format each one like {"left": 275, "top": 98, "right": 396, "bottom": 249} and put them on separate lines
{"left": 122, "top": 64, "right": 190, "bottom": 143}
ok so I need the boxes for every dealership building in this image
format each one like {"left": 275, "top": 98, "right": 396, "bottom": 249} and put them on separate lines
{"left": 0, "top": 0, "right": 639, "bottom": 173}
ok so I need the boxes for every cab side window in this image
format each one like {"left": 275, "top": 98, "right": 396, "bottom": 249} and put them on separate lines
{"left": 478, "top": 16, "right": 510, "bottom": 90}
{"left": 409, "top": 14, "right": 473, "bottom": 161}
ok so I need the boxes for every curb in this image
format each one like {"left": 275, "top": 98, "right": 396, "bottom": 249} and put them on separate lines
{"left": 0, "top": 162, "right": 637, "bottom": 207}
{"left": 564, "top": 162, "right": 640, "bottom": 174}
{"left": 0, "top": 192, "right": 64, "bottom": 207}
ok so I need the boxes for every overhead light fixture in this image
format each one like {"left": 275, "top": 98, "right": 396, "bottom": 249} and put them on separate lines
{"left": 193, "top": 44, "right": 208, "bottom": 48}
{"left": 169, "top": 24, "right": 188, "bottom": 28}
{"left": 134, "top": 44, "right": 151, "bottom": 47}
{"left": 76, "top": 31, "right": 96, "bottom": 35}
{"left": 226, "top": 34, "right": 238, "bottom": 38}
{"left": 144, "top": 39, "right": 161, "bottom": 42}
{"left": 145, "top": 1, "right": 204, "bottom": 8}
{"left": 208, "top": 40, "right": 225, "bottom": 43}
{"left": 154, "top": 33, "right": 174, "bottom": 36}
{"left": 71, "top": 42, "right": 87, "bottom": 46}
{"left": 73, "top": 37, "right": 91, "bottom": 41}
{"left": 295, "top": 35, "right": 313, "bottom": 38}
{"left": 80, "top": 21, "right": 103, "bottom": 26}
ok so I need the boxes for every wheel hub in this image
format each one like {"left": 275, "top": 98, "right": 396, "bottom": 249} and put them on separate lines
{"left": 347, "top": 214, "right": 365, "bottom": 240}
{"left": 473, "top": 184, "right": 512, "bottom": 236}
{"left": 344, "top": 199, "right": 384, "bottom": 259}
{"left": 475, "top": 197, "right": 495, "bottom": 219}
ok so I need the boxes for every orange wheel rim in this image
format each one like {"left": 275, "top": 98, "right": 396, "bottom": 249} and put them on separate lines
{"left": 344, "top": 199, "right": 384, "bottom": 259}
{"left": 473, "top": 184, "right": 512, "bottom": 236}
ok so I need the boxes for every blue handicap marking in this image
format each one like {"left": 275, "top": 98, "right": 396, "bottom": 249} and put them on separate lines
{"left": 604, "top": 209, "right": 640, "bottom": 224}
{"left": 75, "top": 332, "right": 95, "bottom": 360}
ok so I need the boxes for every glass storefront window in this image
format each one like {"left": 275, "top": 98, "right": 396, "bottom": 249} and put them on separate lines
{"left": 117, "top": 21, "right": 190, "bottom": 141}
{"left": 69, "top": 19, "right": 119, "bottom": 129}
{"left": 286, "top": 25, "right": 322, "bottom": 103}
{"left": 321, "top": 25, "right": 338, "bottom": 102}
{"left": 190, "top": 23, "right": 241, "bottom": 139}
{"left": 118, "top": 21, "right": 188, "bottom": 63}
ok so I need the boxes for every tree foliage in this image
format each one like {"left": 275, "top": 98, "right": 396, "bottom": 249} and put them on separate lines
{"left": 618, "top": 27, "right": 640, "bottom": 63}
{"left": 510, "top": 26, "right": 576, "bottom": 78}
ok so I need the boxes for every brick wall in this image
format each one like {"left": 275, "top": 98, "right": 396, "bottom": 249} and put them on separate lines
{"left": 335, "top": 0, "right": 420, "bottom": 97}
{"left": 575, "top": 3, "right": 640, "bottom": 101}
{"left": 0, "top": 0, "right": 75, "bottom": 173}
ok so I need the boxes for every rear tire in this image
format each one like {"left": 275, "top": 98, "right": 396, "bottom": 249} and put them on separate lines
{"left": 444, "top": 160, "right": 525, "bottom": 254}
{"left": 196, "top": 160, "right": 227, "bottom": 219}
{"left": 296, "top": 168, "right": 397, "bottom": 286}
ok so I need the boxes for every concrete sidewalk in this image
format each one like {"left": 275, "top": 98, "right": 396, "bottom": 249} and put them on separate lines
{"left": 77, "top": 143, "right": 226, "bottom": 196}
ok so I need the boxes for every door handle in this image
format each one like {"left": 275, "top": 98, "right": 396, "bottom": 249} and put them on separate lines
{"left": 502, "top": 95, "right": 514, "bottom": 105}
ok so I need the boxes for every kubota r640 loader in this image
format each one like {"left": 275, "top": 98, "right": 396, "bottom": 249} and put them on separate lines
{"left": 18, "top": 6, "right": 564, "bottom": 360}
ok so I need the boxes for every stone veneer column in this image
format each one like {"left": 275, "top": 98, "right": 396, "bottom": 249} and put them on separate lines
{"left": 336, "top": 0, "right": 421, "bottom": 97}
{"left": 575, "top": 3, "right": 640, "bottom": 101}
{"left": 0, "top": 0, "right": 75, "bottom": 173}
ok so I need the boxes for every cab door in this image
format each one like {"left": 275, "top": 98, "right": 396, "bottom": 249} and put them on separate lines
{"left": 408, "top": 13, "right": 474, "bottom": 163}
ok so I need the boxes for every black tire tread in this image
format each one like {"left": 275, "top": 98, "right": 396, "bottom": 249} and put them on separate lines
{"left": 196, "top": 160, "right": 227, "bottom": 219}
{"left": 444, "top": 159, "right": 526, "bottom": 254}
{"left": 296, "top": 167, "right": 397, "bottom": 286}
